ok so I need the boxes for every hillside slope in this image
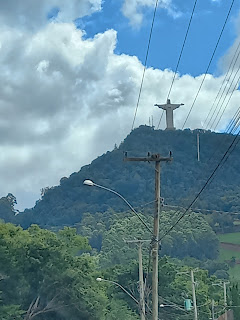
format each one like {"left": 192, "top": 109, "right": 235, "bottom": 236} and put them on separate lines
{"left": 16, "top": 126, "right": 240, "bottom": 227}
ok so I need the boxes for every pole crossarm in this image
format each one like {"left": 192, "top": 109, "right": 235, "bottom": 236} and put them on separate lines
{"left": 124, "top": 154, "right": 172, "bottom": 163}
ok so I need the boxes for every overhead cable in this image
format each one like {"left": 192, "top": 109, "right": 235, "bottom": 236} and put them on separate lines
{"left": 166, "top": 0, "right": 198, "bottom": 101}
{"left": 212, "top": 70, "right": 240, "bottom": 131}
{"left": 181, "top": 0, "right": 236, "bottom": 129}
{"left": 157, "top": 0, "right": 199, "bottom": 130}
{"left": 131, "top": 0, "right": 160, "bottom": 131}
{"left": 203, "top": 40, "right": 240, "bottom": 129}
{"left": 159, "top": 127, "right": 240, "bottom": 241}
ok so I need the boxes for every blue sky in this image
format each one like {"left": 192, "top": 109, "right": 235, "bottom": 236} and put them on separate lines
{"left": 79, "top": 0, "right": 240, "bottom": 77}
{"left": 0, "top": 0, "right": 240, "bottom": 210}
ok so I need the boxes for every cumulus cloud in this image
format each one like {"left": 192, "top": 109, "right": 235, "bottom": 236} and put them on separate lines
{"left": 121, "top": 0, "right": 181, "bottom": 27}
{"left": 0, "top": 0, "right": 102, "bottom": 30}
{"left": 0, "top": 1, "right": 239, "bottom": 210}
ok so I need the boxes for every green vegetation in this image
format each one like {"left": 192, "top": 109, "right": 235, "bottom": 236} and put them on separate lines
{"left": 219, "top": 248, "right": 240, "bottom": 261}
{"left": 0, "top": 127, "right": 239, "bottom": 319}
{"left": 0, "top": 219, "right": 234, "bottom": 320}
{"left": 0, "top": 222, "right": 141, "bottom": 320}
{"left": 218, "top": 232, "right": 240, "bottom": 245}
{"left": 0, "top": 126, "right": 237, "bottom": 229}
{"left": 229, "top": 265, "right": 240, "bottom": 283}
{"left": 217, "top": 232, "right": 240, "bottom": 282}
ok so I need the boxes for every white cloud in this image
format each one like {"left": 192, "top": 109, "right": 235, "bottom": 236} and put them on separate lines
{"left": 0, "top": 1, "right": 239, "bottom": 210}
{"left": 121, "top": 0, "right": 181, "bottom": 27}
{"left": 0, "top": 0, "right": 102, "bottom": 30}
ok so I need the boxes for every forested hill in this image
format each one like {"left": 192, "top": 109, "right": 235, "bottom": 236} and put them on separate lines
{"left": 16, "top": 125, "right": 240, "bottom": 227}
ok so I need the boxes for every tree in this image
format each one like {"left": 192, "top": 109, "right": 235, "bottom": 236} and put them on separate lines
{"left": 230, "top": 284, "right": 240, "bottom": 319}
{"left": 0, "top": 194, "right": 17, "bottom": 223}
{"left": 99, "top": 210, "right": 219, "bottom": 268}
{"left": 16, "top": 127, "right": 240, "bottom": 228}
{"left": 0, "top": 223, "right": 108, "bottom": 320}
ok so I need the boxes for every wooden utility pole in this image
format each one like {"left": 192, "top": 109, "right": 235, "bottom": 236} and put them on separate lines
{"left": 211, "top": 299, "right": 215, "bottom": 320}
{"left": 197, "top": 133, "right": 200, "bottom": 162}
{"left": 124, "top": 153, "right": 172, "bottom": 320}
{"left": 213, "top": 281, "right": 229, "bottom": 320}
{"left": 124, "top": 239, "right": 150, "bottom": 320}
{"left": 191, "top": 270, "right": 198, "bottom": 320}
{"left": 223, "top": 282, "right": 229, "bottom": 320}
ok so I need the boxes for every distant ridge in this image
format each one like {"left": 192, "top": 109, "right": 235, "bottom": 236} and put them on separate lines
{"left": 15, "top": 126, "right": 240, "bottom": 228}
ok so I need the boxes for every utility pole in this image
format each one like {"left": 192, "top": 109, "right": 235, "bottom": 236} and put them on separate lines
{"left": 191, "top": 270, "right": 198, "bottom": 320}
{"left": 124, "top": 239, "right": 150, "bottom": 320}
{"left": 124, "top": 153, "right": 172, "bottom": 320}
{"left": 213, "top": 281, "right": 229, "bottom": 320}
{"left": 138, "top": 242, "right": 145, "bottom": 320}
{"left": 197, "top": 133, "right": 200, "bottom": 162}
{"left": 211, "top": 299, "right": 215, "bottom": 320}
{"left": 223, "top": 282, "right": 229, "bottom": 320}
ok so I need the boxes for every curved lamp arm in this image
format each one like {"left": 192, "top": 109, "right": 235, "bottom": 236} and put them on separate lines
{"left": 96, "top": 278, "right": 139, "bottom": 304}
{"left": 83, "top": 180, "right": 153, "bottom": 235}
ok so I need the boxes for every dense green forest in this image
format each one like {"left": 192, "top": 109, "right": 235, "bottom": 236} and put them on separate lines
{"left": 3, "top": 126, "right": 239, "bottom": 229}
{"left": 1, "top": 222, "right": 238, "bottom": 320}
{"left": 0, "top": 127, "right": 240, "bottom": 319}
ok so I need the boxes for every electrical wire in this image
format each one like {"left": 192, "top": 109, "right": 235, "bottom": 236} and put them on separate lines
{"left": 159, "top": 126, "right": 240, "bottom": 241}
{"left": 167, "top": 0, "right": 198, "bottom": 101}
{"left": 160, "top": 128, "right": 240, "bottom": 241}
{"left": 163, "top": 204, "right": 240, "bottom": 216}
{"left": 204, "top": 40, "right": 240, "bottom": 129}
{"left": 181, "top": 0, "right": 236, "bottom": 129}
{"left": 212, "top": 70, "right": 240, "bottom": 131}
{"left": 131, "top": 0, "right": 160, "bottom": 131}
{"left": 163, "top": 76, "right": 240, "bottom": 230}
{"left": 157, "top": 0, "right": 198, "bottom": 130}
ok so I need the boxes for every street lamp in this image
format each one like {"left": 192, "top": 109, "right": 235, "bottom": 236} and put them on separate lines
{"left": 159, "top": 303, "right": 186, "bottom": 311}
{"left": 83, "top": 179, "right": 152, "bottom": 234}
{"left": 160, "top": 304, "right": 172, "bottom": 307}
{"left": 96, "top": 277, "right": 139, "bottom": 304}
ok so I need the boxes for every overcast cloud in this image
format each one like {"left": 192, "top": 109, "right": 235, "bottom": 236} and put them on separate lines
{"left": 0, "top": 1, "right": 239, "bottom": 209}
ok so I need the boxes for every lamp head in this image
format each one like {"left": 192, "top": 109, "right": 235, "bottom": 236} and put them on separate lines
{"left": 83, "top": 179, "right": 94, "bottom": 186}
{"left": 96, "top": 277, "right": 102, "bottom": 282}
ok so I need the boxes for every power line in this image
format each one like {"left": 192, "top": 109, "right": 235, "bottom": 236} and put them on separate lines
{"left": 157, "top": 0, "right": 198, "bottom": 130}
{"left": 164, "top": 204, "right": 240, "bottom": 216}
{"left": 160, "top": 3, "right": 240, "bottom": 227}
{"left": 159, "top": 127, "right": 240, "bottom": 241}
{"left": 157, "top": 110, "right": 164, "bottom": 130}
{"left": 181, "top": 0, "right": 236, "bottom": 129}
{"left": 161, "top": 116, "right": 240, "bottom": 239}
{"left": 167, "top": 0, "right": 198, "bottom": 101}
{"left": 204, "top": 40, "right": 240, "bottom": 129}
{"left": 131, "top": 0, "right": 160, "bottom": 131}
{"left": 212, "top": 70, "right": 240, "bottom": 131}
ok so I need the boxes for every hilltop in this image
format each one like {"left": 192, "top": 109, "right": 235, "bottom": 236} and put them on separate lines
{"left": 12, "top": 125, "right": 240, "bottom": 228}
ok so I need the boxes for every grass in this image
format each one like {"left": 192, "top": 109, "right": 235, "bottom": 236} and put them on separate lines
{"left": 218, "top": 232, "right": 240, "bottom": 245}
{"left": 219, "top": 248, "right": 240, "bottom": 261}
{"left": 218, "top": 248, "right": 240, "bottom": 282}
{"left": 229, "top": 264, "right": 240, "bottom": 282}
{"left": 217, "top": 232, "right": 240, "bottom": 282}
